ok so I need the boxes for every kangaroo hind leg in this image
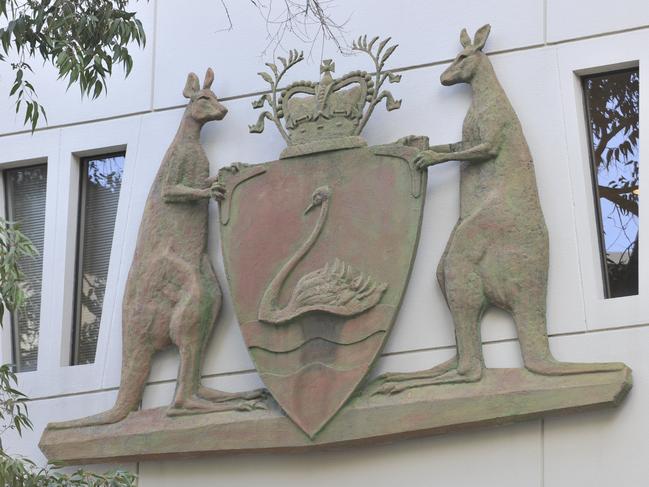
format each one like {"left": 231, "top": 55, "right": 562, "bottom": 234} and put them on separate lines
{"left": 373, "top": 261, "right": 486, "bottom": 396}
{"left": 513, "top": 299, "right": 625, "bottom": 375}
{"left": 195, "top": 255, "right": 265, "bottom": 403}
{"left": 168, "top": 265, "right": 265, "bottom": 417}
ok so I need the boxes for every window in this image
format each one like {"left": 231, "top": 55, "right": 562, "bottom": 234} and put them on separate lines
{"left": 4, "top": 164, "right": 48, "bottom": 372}
{"left": 582, "top": 68, "right": 639, "bottom": 299}
{"left": 72, "top": 153, "right": 124, "bottom": 365}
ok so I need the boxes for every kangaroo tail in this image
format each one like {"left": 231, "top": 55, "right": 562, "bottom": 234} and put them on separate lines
{"left": 48, "top": 338, "right": 153, "bottom": 430}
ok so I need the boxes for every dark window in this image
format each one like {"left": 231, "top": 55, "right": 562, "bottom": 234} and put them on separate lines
{"left": 72, "top": 153, "right": 124, "bottom": 365}
{"left": 582, "top": 68, "right": 639, "bottom": 298}
{"left": 4, "top": 164, "right": 48, "bottom": 372}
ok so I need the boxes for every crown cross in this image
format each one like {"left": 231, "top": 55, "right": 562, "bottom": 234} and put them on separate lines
{"left": 249, "top": 36, "right": 403, "bottom": 150}
{"left": 320, "top": 59, "right": 335, "bottom": 75}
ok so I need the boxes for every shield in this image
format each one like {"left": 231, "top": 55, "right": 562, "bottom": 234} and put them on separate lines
{"left": 219, "top": 143, "right": 426, "bottom": 437}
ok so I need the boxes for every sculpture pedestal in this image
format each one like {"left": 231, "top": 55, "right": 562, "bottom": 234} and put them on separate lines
{"left": 39, "top": 367, "right": 632, "bottom": 465}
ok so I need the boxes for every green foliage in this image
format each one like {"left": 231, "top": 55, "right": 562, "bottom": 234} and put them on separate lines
{"left": 0, "top": 218, "right": 36, "bottom": 323}
{"left": 0, "top": 364, "right": 31, "bottom": 438}
{"left": 0, "top": 451, "right": 137, "bottom": 487}
{"left": 0, "top": 0, "right": 146, "bottom": 130}
{"left": 0, "top": 224, "right": 136, "bottom": 486}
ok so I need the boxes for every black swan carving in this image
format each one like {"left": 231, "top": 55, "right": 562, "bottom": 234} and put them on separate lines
{"left": 258, "top": 185, "right": 388, "bottom": 324}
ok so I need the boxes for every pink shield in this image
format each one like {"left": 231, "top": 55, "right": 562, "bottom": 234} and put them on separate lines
{"left": 219, "top": 144, "right": 426, "bottom": 437}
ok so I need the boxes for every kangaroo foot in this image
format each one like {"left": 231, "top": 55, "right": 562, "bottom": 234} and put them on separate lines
{"left": 372, "top": 356, "right": 471, "bottom": 396}
{"left": 198, "top": 385, "right": 267, "bottom": 403}
{"left": 525, "top": 359, "right": 626, "bottom": 376}
{"left": 167, "top": 395, "right": 267, "bottom": 417}
{"left": 374, "top": 356, "right": 458, "bottom": 385}
{"left": 374, "top": 364, "right": 483, "bottom": 396}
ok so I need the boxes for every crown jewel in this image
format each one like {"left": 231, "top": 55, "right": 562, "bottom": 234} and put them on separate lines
{"left": 249, "top": 35, "right": 403, "bottom": 154}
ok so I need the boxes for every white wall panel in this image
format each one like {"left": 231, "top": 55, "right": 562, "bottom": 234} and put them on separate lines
{"left": 547, "top": 0, "right": 649, "bottom": 43}
{"left": 544, "top": 328, "right": 649, "bottom": 487}
{"left": 153, "top": 0, "right": 544, "bottom": 108}
{"left": 139, "top": 420, "right": 541, "bottom": 487}
{"left": 0, "top": 2, "right": 645, "bottom": 484}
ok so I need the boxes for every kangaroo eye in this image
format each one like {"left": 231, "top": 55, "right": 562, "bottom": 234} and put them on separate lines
{"left": 457, "top": 54, "right": 467, "bottom": 62}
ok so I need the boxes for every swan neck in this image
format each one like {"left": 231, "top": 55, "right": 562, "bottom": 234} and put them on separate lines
{"left": 261, "top": 199, "right": 330, "bottom": 314}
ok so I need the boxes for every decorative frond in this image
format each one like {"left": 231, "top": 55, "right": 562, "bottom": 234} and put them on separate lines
{"left": 251, "top": 94, "right": 271, "bottom": 109}
{"left": 265, "top": 62, "right": 278, "bottom": 77}
{"left": 258, "top": 71, "right": 274, "bottom": 85}
{"left": 248, "top": 111, "right": 273, "bottom": 134}
{"left": 351, "top": 34, "right": 402, "bottom": 135}
{"left": 377, "top": 91, "right": 402, "bottom": 111}
{"left": 380, "top": 45, "right": 398, "bottom": 69}
{"left": 250, "top": 49, "right": 303, "bottom": 143}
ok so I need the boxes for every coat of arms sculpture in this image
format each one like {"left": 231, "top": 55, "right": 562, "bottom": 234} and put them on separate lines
{"left": 40, "top": 25, "right": 632, "bottom": 464}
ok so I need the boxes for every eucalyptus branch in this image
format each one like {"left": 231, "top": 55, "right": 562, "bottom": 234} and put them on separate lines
{"left": 247, "top": 0, "right": 350, "bottom": 59}
{"left": 0, "top": 0, "right": 147, "bottom": 130}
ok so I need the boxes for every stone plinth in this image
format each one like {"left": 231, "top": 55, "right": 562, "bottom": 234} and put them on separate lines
{"left": 39, "top": 367, "right": 632, "bottom": 465}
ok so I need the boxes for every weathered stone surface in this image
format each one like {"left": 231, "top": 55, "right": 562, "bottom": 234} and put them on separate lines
{"left": 219, "top": 143, "right": 426, "bottom": 438}
{"left": 46, "top": 68, "right": 264, "bottom": 432}
{"left": 40, "top": 367, "right": 631, "bottom": 465}
{"left": 377, "top": 24, "right": 628, "bottom": 394}
{"left": 218, "top": 38, "right": 418, "bottom": 438}
{"left": 38, "top": 28, "right": 634, "bottom": 462}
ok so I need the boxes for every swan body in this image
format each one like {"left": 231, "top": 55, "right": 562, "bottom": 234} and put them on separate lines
{"left": 258, "top": 186, "right": 387, "bottom": 325}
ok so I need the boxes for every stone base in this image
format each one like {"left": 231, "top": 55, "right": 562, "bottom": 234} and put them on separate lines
{"left": 39, "top": 367, "right": 632, "bottom": 465}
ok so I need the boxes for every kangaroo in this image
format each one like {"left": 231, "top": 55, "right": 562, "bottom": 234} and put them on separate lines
{"left": 50, "top": 69, "right": 264, "bottom": 429}
{"left": 377, "top": 25, "right": 624, "bottom": 394}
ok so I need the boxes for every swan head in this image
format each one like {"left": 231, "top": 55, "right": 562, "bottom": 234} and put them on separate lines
{"left": 304, "top": 185, "right": 332, "bottom": 214}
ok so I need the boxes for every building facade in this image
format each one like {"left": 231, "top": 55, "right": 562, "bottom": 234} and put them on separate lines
{"left": 1, "top": 0, "right": 648, "bottom": 485}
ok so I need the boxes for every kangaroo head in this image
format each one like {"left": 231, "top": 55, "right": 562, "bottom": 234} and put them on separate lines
{"left": 440, "top": 24, "right": 491, "bottom": 86}
{"left": 183, "top": 68, "right": 228, "bottom": 123}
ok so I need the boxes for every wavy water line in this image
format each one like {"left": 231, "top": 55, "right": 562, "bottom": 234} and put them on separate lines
{"left": 248, "top": 330, "right": 385, "bottom": 354}
{"left": 240, "top": 303, "right": 394, "bottom": 350}
{"left": 259, "top": 360, "right": 369, "bottom": 378}
{"left": 251, "top": 332, "right": 385, "bottom": 376}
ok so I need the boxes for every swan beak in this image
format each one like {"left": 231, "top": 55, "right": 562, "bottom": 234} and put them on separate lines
{"left": 304, "top": 202, "right": 315, "bottom": 214}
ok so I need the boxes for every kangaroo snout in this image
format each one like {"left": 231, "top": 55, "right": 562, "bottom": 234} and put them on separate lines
{"left": 215, "top": 105, "right": 228, "bottom": 120}
{"left": 440, "top": 68, "right": 457, "bottom": 86}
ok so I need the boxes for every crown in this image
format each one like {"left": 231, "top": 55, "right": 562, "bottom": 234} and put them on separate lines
{"left": 249, "top": 36, "right": 403, "bottom": 157}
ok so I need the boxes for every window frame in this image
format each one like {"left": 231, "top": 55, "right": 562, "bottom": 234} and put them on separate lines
{"left": 3, "top": 162, "right": 49, "bottom": 372}
{"left": 71, "top": 151, "right": 126, "bottom": 366}
{"left": 580, "top": 66, "right": 639, "bottom": 300}
{"left": 0, "top": 118, "right": 138, "bottom": 402}
{"left": 557, "top": 29, "right": 648, "bottom": 330}
{"left": 0, "top": 135, "right": 56, "bottom": 379}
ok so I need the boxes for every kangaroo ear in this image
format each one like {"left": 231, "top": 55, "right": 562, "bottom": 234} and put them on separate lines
{"left": 460, "top": 28, "right": 472, "bottom": 48}
{"left": 473, "top": 24, "right": 491, "bottom": 51}
{"left": 203, "top": 67, "right": 214, "bottom": 90}
{"left": 183, "top": 72, "right": 200, "bottom": 99}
